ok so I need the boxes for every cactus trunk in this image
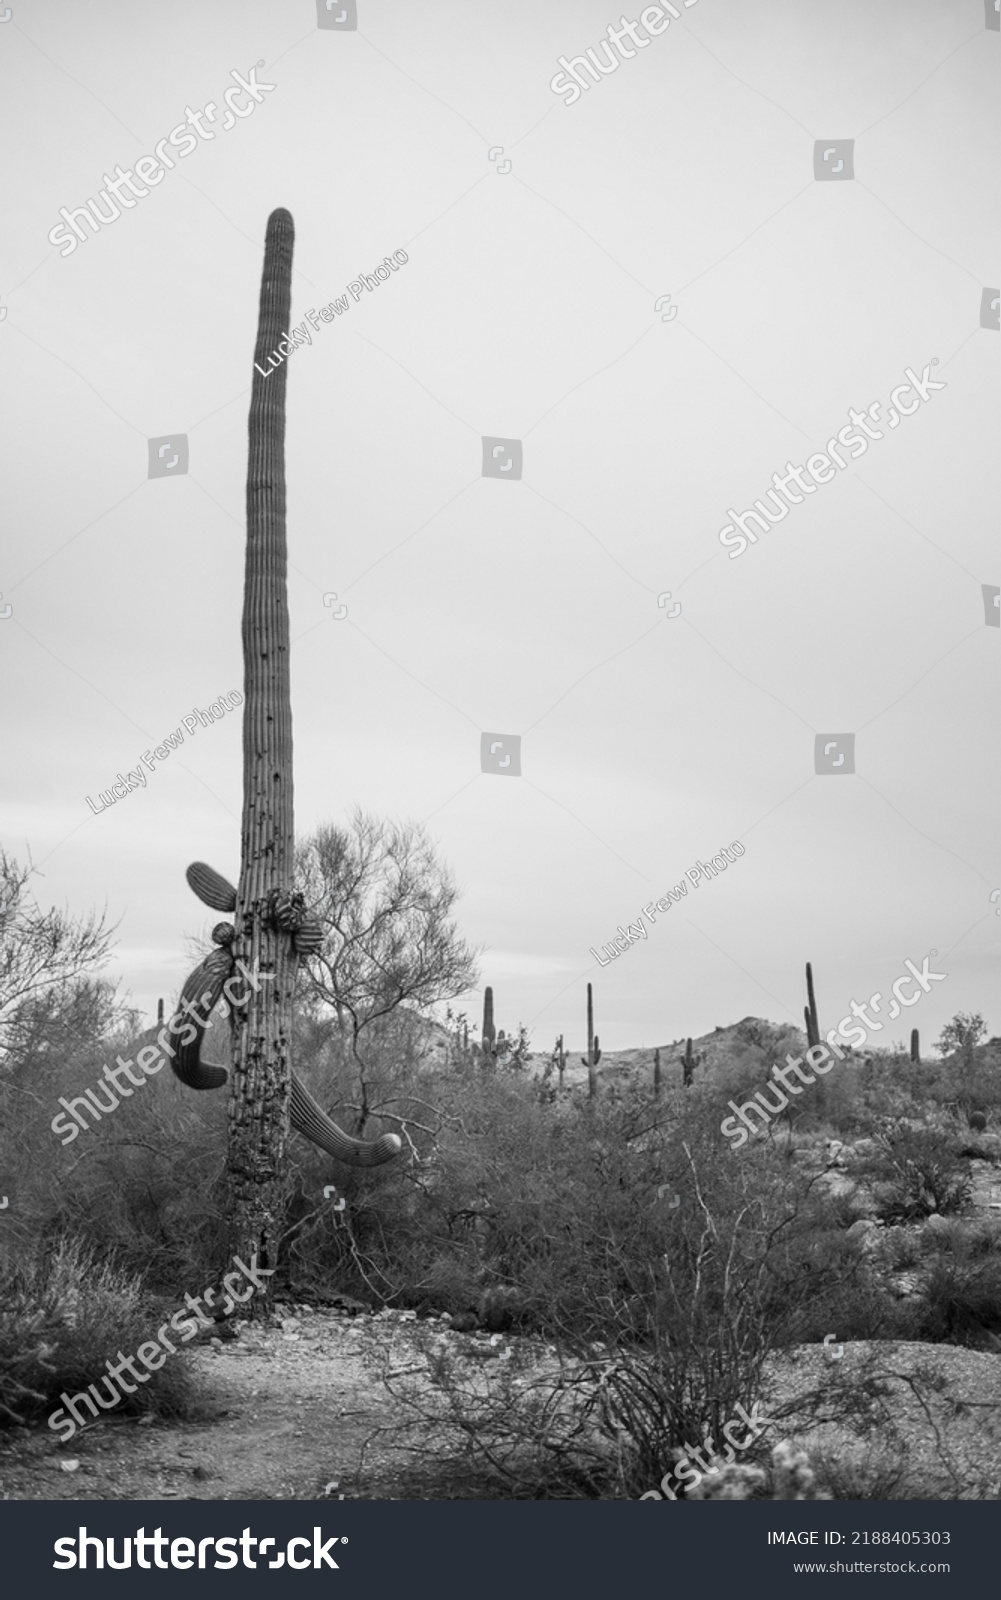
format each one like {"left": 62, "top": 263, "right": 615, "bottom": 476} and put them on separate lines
{"left": 910, "top": 1028, "right": 920, "bottom": 1065}
{"left": 653, "top": 1045, "right": 661, "bottom": 1098}
{"left": 805, "top": 962, "right": 820, "bottom": 1050}
{"left": 581, "top": 982, "right": 601, "bottom": 1098}
{"left": 224, "top": 206, "right": 298, "bottom": 1278}
{"left": 482, "top": 985, "right": 495, "bottom": 1059}
{"left": 683, "top": 1037, "right": 694, "bottom": 1088}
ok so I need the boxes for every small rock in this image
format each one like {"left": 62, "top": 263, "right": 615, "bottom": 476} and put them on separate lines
{"left": 847, "top": 1219, "right": 881, "bottom": 1253}
{"left": 890, "top": 1272, "right": 923, "bottom": 1299}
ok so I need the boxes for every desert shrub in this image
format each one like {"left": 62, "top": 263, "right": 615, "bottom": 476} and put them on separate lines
{"left": 916, "top": 1255, "right": 1001, "bottom": 1346}
{"left": 855, "top": 1125, "right": 972, "bottom": 1223}
{"left": 920, "top": 1217, "right": 1000, "bottom": 1259}
{"left": 885, "top": 1228, "right": 923, "bottom": 1270}
{"left": 0, "top": 1236, "right": 197, "bottom": 1429}
{"left": 808, "top": 1449, "right": 911, "bottom": 1501}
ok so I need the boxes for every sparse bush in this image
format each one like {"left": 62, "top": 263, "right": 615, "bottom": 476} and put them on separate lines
{"left": 917, "top": 1255, "right": 1001, "bottom": 1346}
{"left": 0, "top": 1237, "right": 197, "bottom": 1428}
{"left": 857, "top": 1125, "right": 973, "bottom": 1224}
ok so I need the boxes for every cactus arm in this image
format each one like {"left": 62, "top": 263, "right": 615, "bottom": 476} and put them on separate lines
{"left": 289, "top": 1075, "right": 402, "bottom": 1168}
{"left": 168, "top": 943, "right": 235, "bottom": 1090}
{"left": 186, "top": 862, "right": 238, "bottom": 913}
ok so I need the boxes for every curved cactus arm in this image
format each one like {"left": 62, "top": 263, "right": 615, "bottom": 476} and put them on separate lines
{"left": 186, "top": 862, "right": 238, "bottom": 913}
{"left": 168, "top": 946, "right": 235, "bottom": 1091}
{"left": 289, "top": 1074, "right": 402, "bottom": 1168}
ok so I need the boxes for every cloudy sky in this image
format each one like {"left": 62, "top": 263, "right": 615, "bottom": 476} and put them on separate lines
{"left": 1, "top": 0, "right": 998, "bottom": 1055}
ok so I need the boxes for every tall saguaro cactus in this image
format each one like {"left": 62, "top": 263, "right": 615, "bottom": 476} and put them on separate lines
{"left": 224, "top": 205, "right": 299, "bottom": 1270}
{"left": 910, "top": 1028, "right": 920, "bottom": 1065}
{"left": 167, "top": 211, "right": 399, "bottom": 1282}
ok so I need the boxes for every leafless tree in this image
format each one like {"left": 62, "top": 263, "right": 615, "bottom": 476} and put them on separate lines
{"left": 296, "top": 811, "right": 478, "bottom": 1129}
{"left": 0, "top": 849, "right": 120, "bottom": 1070}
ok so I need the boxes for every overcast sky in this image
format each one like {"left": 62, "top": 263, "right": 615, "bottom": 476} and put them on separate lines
{"left": 2, "top": 0, "right": 998, "bottom": 1055}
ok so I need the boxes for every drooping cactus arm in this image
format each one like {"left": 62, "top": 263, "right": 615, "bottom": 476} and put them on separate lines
{"left": 168, "top": 942, "right": 234, "bottom": 1090}
{"left": 289, "top": 1075, "right": 402, "bottom": 1168}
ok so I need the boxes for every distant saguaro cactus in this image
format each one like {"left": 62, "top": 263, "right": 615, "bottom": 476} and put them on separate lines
{"left": 910, "top": 1028, "right": 920, "bottom": 1064}
{"left": 553, "top": 1033, "right": 567, "bottom": 1089}
{"left": 804, "top": 962, "right": 820, "bottom": 1050}
{"left": 653, "top": 1046, "right": 662, "bottom": 1098}
{"left": 482, "top": 985, "right": 496, "bottom": 1060}
{"left": 581, "top": 982, "right": 601, "bottom": 1098}
{"left": 682, "top": 1037, "right": 696, "bottom": 1088}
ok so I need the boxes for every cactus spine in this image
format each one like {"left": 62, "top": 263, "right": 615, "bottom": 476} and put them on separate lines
{"left": 805, "top": 962, "right": 820, "bottom": 1050}
{"left": 910, "top": 1028, "right": 920, "bottom": 1065}
{"left": 581, "top": 982, "right": 601, "bottom": 1097}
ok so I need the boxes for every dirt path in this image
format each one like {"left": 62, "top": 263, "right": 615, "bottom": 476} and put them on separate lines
{"left": 3, "top": 1306, "right": 1000, "bottom": 1502}
{"left": 0, "top": 1305, "right": 450, "bottom": 1502}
